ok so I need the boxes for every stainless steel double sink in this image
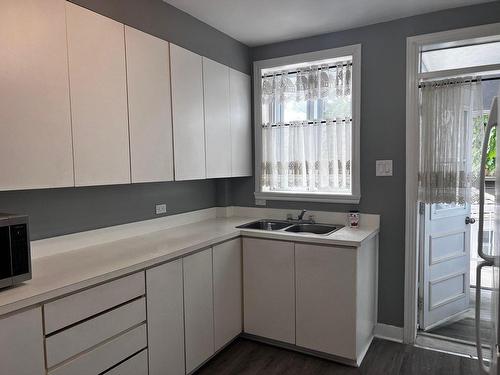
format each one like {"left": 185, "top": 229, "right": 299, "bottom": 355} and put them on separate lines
{"left": 236, "top": 219, "right": 343, "bottom": 236}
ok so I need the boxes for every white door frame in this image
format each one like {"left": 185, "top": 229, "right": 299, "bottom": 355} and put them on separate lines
{"left": 404, "top": 22, "right": 500, "bottom": 344}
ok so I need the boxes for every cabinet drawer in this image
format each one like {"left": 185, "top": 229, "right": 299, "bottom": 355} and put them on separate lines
{"left": 44, "top": 272, "right": 145, "bottom": 334}
{"left": 46, "top": 297, "right": 146, "bottom": 367}
{"left": 103, "top": 349, "right": 148, "bottom": 375}
{"left": 48, "top": 324, "right": 147, "bottom": 375}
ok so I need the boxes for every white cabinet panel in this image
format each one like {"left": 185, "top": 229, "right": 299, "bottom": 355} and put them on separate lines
{"left": 230, "top": 69, "right": 252, "bottom": 177}
{"left": 295, "top": 243, "right": 357, "bottom": 359}
{"left": 0, "top": 0, "right": 74, "bottom": 190}
{"left": 66, "top": 3, "right": 130, "bottom": 186}
{"left": 183, "top": 249, "right": 214, "bottom": 373}
{"left": 44, "top": 272, "right": 145, "bottom": 334}
{"left": 213, "top": 238, "right": 242, "bottom": 350}
{"left": 146, "top": 260, "right": 185, "bottom": 375}
{"left": 46, "top": 297, "right": 146, "bottom": 368}
{"left": 48, "top": 324, "right": 147, "bottom": 375}
{"left": 125, "top": 26, "right": 173, "bottom": 183}
{"left": 170, "top": 44, "right": 206, "bottom": 181}
{"left": 203, "top": 58, "right": 232, "bottom": 178}
{"left": 243, "top": 238, "right": 295, "bottom": 344}
{"left": 0, "top": 308, "right": 45, "bottom": 375}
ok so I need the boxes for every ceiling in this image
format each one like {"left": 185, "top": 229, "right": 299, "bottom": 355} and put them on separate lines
{"left": 162, "top": 0, "right": 492, "bottom": 46}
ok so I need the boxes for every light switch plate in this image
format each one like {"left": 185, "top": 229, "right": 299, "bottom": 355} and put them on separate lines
{"left": 376, "top": 160, "right": 393, "bottom": 176}
{"left": 155, "top": 203, "right": 167, "bottom": 215}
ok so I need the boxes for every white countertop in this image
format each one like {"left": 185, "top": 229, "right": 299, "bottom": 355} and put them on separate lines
{"left": 0, "top": 214, "right": 378, "bottom": 317}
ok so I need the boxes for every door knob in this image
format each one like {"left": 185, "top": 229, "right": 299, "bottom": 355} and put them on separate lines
{"left": 465, "top": 216, "right": 476, "bottom": 225}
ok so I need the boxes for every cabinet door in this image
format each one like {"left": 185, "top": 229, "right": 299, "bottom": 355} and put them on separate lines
{"left": 0, "top": 308, "right": 45, "bottom": 375}
{"left": 183, "top": 249, "right": 214, "bottom": 373}
{"left": 125, "top": 26, "right": 173, "bottom": 183}
{"left": 66, "top": 3, "right": 130, "bottom": 186}
{"left": 213, "top": 238, "right": 242, "bottom": 350}
{"left": 170, "top": 44, "right": 206, "bottom": 181}
{"left": 0, "top": 0, "right": 74, "bottom": 190}
{"left": 295, "top": 243, "right": 357, "bottom": 359}
{"left": 203, "top": 58, "right": 231, "bottom": 178}
{"left": 146, "top": 260, "right": 185, "bottom": 375}
{"left": 243, "top": 238, "right": 295, "bottom": 343}
{"left": 229, "top": 69, "right": 252, "bottom": 177}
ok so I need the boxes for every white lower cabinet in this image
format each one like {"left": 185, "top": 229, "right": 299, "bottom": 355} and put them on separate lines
{"left": 244, "top": 237, "right": 378, "bottom": 366}
{"left": 295, "top": 244, "right": 357, "bottom": 359}
{"left": 213, "top": 238, "right": 243, "bottom": 350}
{"left": 146, "top": 260, "right": 185, "bottom": 375}
{"left": 0, "top": 307, "right": 45, "bottom": 375}
{"left": 183, "top": 249, "right": 215, "bottom": 373}
{"left": 243, "top": 238, "right": 295, "bottom": 344}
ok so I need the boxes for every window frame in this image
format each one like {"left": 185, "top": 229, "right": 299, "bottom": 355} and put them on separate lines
{"left": 253, "top": 44, "right": 362, "bottom": 204}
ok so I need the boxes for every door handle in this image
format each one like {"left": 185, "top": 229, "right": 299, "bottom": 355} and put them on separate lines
{"left": 465, "top": 216, "right": 476, "bottom": 225}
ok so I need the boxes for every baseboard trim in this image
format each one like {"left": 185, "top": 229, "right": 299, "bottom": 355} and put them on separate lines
{"left": 374, "top": 323, "right": 404, "bottom": 343}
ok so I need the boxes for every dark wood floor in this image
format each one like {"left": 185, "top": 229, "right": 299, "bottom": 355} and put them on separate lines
{"left": 195, "top": 338, "right": 481, "bottom": 375}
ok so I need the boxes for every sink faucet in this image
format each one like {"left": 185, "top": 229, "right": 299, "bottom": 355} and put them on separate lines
{"left": 287, "top": 209, "right": 315, "bottom": 224}
{"left": 298, "top": 209, "right": 307, "bottom": 221}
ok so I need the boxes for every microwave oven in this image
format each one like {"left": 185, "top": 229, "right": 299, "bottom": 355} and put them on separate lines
{"left": 0, "top": 213, "right": 31, "bottom": 289}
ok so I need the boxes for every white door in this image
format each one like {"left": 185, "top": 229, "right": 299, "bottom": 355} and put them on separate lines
{"left": 170, "top": 44, "right": 206, "bottom": 181}
{"left": 0, "top": 0, "right": 74, "bottom": 190}
{"left": 183, "top": 249, "right": 214, "bottom": 373}
{"left": 229, "top": 69, "right": 252, "bottom": 177}
{"left": 125, "top": 26, "right": 173, "bottom": 183}
{"left": 146, "top": 260, "right": 185, "bottom": 375}
{"left": 243, "top": 237, "right": 295, "bottom": 344}
{"left": 66, "top": 3, "right": 131, "bottom": 186}
{"left": 295, "top": 243, "right": 357, "bottom": 359}
{"left": 213, "top": 238, "right": 242, "bottom": 351}
{"left": 420, "top": 203, "right": 472, "bottom": 330}
{"left": 0, "top": 308, "right": 45, "bottom": 375}
{"left": 203, "top": 57, "right": 232, "bottom": 178}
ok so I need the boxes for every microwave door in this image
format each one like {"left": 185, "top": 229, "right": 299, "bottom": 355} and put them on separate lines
{"left": 0, "top": 226, "right": 12, "bottom": 288}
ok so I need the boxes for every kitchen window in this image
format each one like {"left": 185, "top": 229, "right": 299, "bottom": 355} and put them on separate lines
{"left": 253, "top": 45, "right": 361, "bottom": 204}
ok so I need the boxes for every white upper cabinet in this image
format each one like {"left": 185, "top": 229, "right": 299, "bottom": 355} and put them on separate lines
{"left": 66, "top": 3, "right": 131, "bottom": 186}
{"left": 125, "top": 26, "right": 173, "bottom": 183}
{"left": 203, "top": 58, "right": 232, "bottom": 178}
{"left": 170, "top": 44, "right": 206, "bottom": 181}
{"left": 230, "top": 69, "right": 252, "bottom": 177}
{"left": 0, "top": 0, "right": 74, "bottom": 190}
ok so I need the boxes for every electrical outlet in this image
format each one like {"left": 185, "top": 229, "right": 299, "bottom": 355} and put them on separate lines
{"left": 155, "top": 204, "right": 167, "bottom": 215}
{"left": 255, "top": 199, "right": 267, "bottom": 206}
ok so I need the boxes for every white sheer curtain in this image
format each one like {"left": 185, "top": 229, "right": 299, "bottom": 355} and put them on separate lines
{"left": 418, "top": 77, "right": 483, "bottom": 204}
{"left": 260, "top": 60, "right": 352, "bottom": 193}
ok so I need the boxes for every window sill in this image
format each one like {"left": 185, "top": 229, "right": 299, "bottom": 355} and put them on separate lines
{"left": 254, "top": 191, "right": 361, "bottom": 204}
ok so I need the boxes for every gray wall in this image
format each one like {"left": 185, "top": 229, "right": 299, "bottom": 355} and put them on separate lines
{"left": 229, "top": 1, "right": 500, "bottom": 328}
{"left": 0, "top": 0, "right": 250, "bottom": 240}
